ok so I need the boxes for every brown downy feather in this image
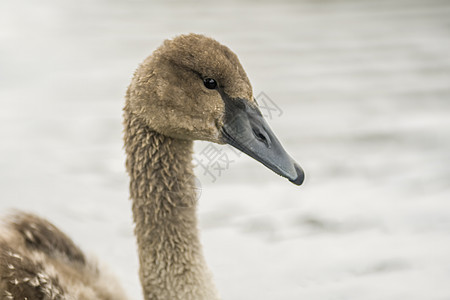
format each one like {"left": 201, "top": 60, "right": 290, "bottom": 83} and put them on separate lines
{"left": 0, "top": 213, "right": 127, "bottom": 299}
{"left": 124, "top": 110, "right": 219, "bottom": 300}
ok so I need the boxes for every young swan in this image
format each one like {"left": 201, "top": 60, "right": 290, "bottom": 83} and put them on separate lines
{"left": 124, "top": 33, "right": 303, "bottom": 300}
{"left": 0, "top": 34, "right": 304, "bottom": 300}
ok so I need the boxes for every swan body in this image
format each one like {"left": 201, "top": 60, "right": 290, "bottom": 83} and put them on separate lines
{"left": 0, "top": 213, "right": 126, "bottom": 299}
{"left": 0, "top": 34, "right": 304, "bottom": 300}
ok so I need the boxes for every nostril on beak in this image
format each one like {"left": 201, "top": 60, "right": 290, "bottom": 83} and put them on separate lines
{"left": 253, "top": 128, "right": 271, "bottom": 147}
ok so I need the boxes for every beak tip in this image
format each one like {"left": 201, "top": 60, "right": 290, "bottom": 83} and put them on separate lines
{"left": 289, "top": 163, "right": 305, "bottom": 186}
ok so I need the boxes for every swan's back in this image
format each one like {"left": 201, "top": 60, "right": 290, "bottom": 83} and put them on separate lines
{"left": 0, "top": 212, "right": 127, "bottom": 299}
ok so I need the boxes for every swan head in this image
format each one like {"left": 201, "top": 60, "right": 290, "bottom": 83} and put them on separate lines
{"left": 126, "top": 33, "right": 304, "bottom": 185}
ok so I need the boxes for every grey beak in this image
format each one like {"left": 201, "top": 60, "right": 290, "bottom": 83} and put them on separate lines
{"left": 220, "top": 97, "right": 304, "bottom": 186}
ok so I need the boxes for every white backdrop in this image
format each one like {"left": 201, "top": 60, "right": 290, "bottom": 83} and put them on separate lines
{"left": 1, "top": 0, "right": 449, "bottom": 299}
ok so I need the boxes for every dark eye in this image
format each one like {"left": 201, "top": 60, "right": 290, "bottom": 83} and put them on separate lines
{"left": 203, "top": 78, "right": 217, "bottom": 89}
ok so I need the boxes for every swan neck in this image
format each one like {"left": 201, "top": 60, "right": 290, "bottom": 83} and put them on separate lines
{"left": 124, "top": 111, "right": 219, "bottom": 300}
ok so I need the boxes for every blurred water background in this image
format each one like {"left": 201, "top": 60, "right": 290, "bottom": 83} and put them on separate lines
{"left": 1, "top": 0, "right": 450, "bottom": 299}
